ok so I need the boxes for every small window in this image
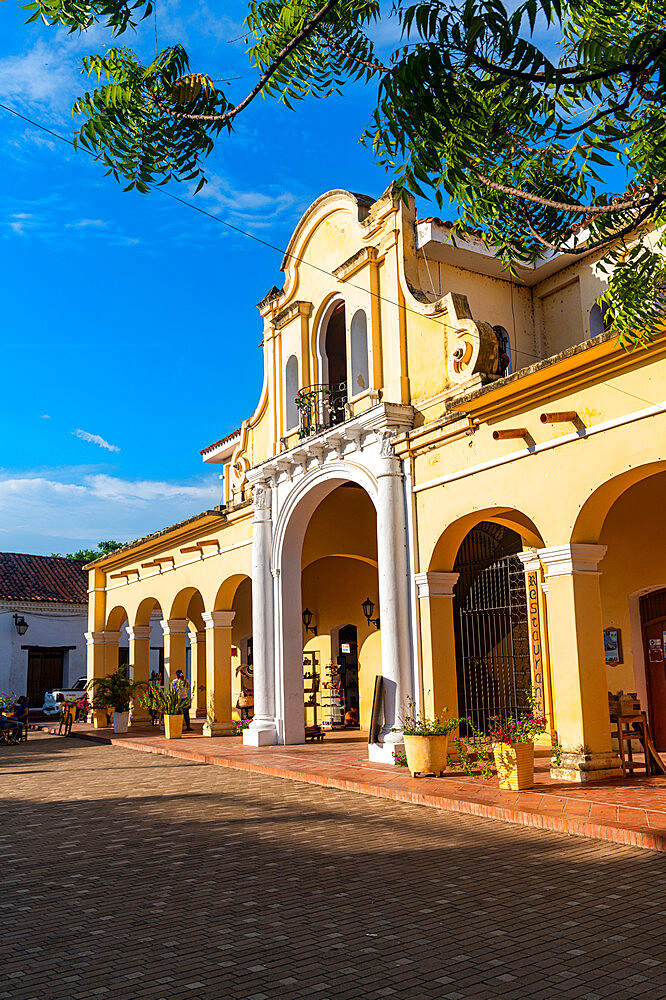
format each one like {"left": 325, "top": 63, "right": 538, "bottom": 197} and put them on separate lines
{"left": 285, "top": 354, "right": 299, "bottom": 431}
{"left": 589, "top": 302, "right": 610, "bottom": 338}
{"left": 493, "top": 326, "right": 512, "bottom": 376}
{"left": 350, "top": 309, "right": 369, "bottom": 396}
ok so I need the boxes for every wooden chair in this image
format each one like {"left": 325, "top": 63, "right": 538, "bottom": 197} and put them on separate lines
{"left": 611, "top": 712, "right": 651, "bottom": 777}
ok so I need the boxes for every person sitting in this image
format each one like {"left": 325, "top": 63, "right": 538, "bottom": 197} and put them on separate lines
{"left": 12, "top": 696, "right": 29, "bottom": 740}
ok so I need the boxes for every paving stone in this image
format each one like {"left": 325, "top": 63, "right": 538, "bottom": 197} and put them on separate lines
{"left": 2, "top": 734, "right": 666, "bottom": 1000}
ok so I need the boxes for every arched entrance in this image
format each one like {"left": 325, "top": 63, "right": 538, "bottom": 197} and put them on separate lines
{"left": 453, "top": 522, "right": 531, "bottom": 734}
{"left": 299, "top": 484, "right": 379, "bottom": 740}
{"left": 639, "top": 589, "right": 666, "bottom": 749}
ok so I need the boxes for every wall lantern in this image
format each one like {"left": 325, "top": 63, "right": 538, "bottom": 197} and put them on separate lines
{"left": 302, "top": 608, "right": 317, "bottom": 636}
{"left": 14, "top": 614, "right": 29, "bottom": 637}
{"left": 362, "top": 597, "right": 380, "bottom": 630}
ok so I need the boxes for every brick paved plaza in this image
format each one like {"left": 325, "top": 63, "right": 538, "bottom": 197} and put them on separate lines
{"left": 2, "top": 734, "right": 666, "bottom": 1000}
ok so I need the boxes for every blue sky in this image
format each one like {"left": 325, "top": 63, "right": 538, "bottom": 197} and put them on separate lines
{"left": 0, "top": 1, "right": 402, "bottom": 554}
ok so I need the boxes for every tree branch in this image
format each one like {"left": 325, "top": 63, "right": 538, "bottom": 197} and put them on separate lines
{"left": 150, "top": 0, "right": 340, "bottom": 123}
{"left": 475, "top": 171, "right": 656, "bottom": 216}
{"left": 317, "top": 27, "right": 389, "bottom": 73}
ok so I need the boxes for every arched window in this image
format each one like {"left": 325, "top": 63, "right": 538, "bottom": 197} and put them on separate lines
{"left": 350, "top": 309, "right": 369, "bottom": 396}
{"left": 589, "top": 302, "right": 610, "bottom": 338}
{"left": 325, "top": 304, "right": 347, "bottom": 392}
{"left": 285, "top": 354, "right": 299, "bottom": 431}
{"left": 493, "top": 326, "right": 512, "bottom": 376}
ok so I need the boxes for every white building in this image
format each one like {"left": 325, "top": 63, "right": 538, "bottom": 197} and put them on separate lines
{"left": 0, "top": 553, "right": 89, "bottom": 706}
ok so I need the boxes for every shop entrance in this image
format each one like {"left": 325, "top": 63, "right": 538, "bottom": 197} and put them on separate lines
{"left": 640, "top": 588, "right": 666, "bottom": 749}
{"left": 453, "top": 522, "right": 531, "bottom": 735}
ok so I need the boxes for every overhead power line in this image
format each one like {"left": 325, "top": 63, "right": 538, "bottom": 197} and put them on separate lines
{"left": 0, "top": 99, "right": 655, "bottom": 403}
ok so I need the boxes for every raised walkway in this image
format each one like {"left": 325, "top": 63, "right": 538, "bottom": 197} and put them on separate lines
{"left": 44, "top": 719, "right": 666, "bottom": 852}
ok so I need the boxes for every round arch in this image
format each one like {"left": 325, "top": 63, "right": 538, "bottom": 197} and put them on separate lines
{"left": 272, "top": 461, "right": 378, "bottom": 574}
{"left": 134, "top": 596, "right": 163, "bottom": 628}
{"left": 571, "top": 460, "right": 666, "bottom": 543}
{"left": 169, "top": 586, "right": 205, "bottom": 621}
{"left": 312, "top": 292, "right": 346, "bottom": 387}
{"left": 106, "top": 604, "right": 129, "bottom": 631}
{"left": 214, "top": 573, "right": 251, "bottom": 610}
{"left": 273, "top": 465, "right": 379, "bottom": 745}
{"left": 427, "top": 506, "right": 545, "bottom": 571}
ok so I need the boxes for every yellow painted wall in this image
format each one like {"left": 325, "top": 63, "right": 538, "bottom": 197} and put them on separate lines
{"left": 599, "top": 473, "right": 666, "bottom": 695}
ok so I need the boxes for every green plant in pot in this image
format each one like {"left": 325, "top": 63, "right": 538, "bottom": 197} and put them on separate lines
{"left": 396, "top": 699, "right": 493, "bottom": 779}
{"left": 151, "top": 684, "right": 192, "bottom": 740}
{"left": 398, "top": 698, "right": 462, "bottom": 777}
{"left": 87, "top": 666, "right": 146, "bottom": 734}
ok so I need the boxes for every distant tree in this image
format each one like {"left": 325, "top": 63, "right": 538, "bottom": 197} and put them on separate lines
{"left": 22, "top": 0, "right": 666, "bottom": 347}
{"left": 51, "top": 540, "right": 125, "bottom": 562}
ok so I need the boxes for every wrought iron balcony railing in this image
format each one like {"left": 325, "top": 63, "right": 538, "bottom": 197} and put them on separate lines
{"left": 295, "top": 382, "right": 348, "bottom": 438}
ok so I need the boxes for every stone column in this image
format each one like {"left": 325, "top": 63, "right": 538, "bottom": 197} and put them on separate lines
{"left": 538, "top": 544, "right": 621, "bottom": 781}
{"left": 369, "top": 430, "right": 413, "bottom": 763}
{"left": 516, "top": 550, "right": 556, "bottom": 746}
{"left": 126, "top": 625, "right": 151, "bottom": 725}
{"left": 161, "top": 619, "right": 188, "bottom": 686}
{"left": 414, "top": 572, "right": 460, "bottom": 720}
{"left": 202, "top": 611, "right": 235, "bottom": 737}
{"left": 85, "top": 631, "right": 107, "bottom": 727}
{"left": 188, "top": 630, "right": 207, "bottom": 718}
{"left": 103, "top": 631, "right": 121, "bottom": 676}
{"left": 245, "top": 481, "right": 278, "bottom": 746}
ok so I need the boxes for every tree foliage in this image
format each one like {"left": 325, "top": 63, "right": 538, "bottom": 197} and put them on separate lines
{"left": 22, "top": 0, "right": 666, "bottom": 346}
{"left": 52, "top": 539, "right": 126, "bottom": 562}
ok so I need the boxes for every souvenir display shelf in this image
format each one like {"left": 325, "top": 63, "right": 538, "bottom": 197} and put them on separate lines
{"left": 320, "top": 663, "right": 345, "bottom": 729}
{"left": 303, "top": 651, "right": 324, "bottom": 742}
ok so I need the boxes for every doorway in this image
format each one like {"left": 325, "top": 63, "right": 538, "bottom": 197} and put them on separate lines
{"left": 335, "top": 624, "right": 360, "bottom": 728}
{"left": 453, "top": 522, "right": 531, "bottom": 735}
{"left": 26, "top": 648, "right": 64, "bottom": 706}
{"left": 640, "top": 589, "right": 666, "bottom": 749}
{"left": 325, "top": 303, "right": 347, "bottom": 424}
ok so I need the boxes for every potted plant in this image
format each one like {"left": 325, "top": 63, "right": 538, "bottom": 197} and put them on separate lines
{"left": 87, "top": 666, "right": 146, "bottom": 734}
{"left": 151, "top": 684, "right": 192, "bottom": 739}
{"left": 399, "top": 698, "right": 460, "bottom": 777}
{"left": 488, "top": 706, "right": 547, "bottom": 790}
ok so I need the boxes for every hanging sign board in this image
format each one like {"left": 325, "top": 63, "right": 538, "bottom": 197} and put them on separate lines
{"left": 526, "top": 570, "right": 545, "bottom": 717}
{"left": 341, "top": 642, "right": 351, "bottom": 654}
{"left": 603, "top": 628, "right": 623, "bottom": 666}
{"left": 649, "top": 637, "right": 664, "bottom": 663}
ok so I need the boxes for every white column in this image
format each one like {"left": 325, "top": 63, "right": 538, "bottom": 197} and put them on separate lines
{"left": 244, "top": 481, "right": 278, "bottom": 746}
{"left": 369, "top": 430, "right": 414, "bottom": 762}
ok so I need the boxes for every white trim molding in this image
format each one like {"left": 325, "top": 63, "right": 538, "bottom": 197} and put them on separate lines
{"left": 85, "top": 631, "right": 105, "bottom": 646}
{"left": 516, "top": 549, "right": 542, "bottom": 573}
{"left": 414, "top": 571, "right": 460, "bottom": 598}
{"left": 538, "top": 543, "right": 607, "bottom": 577}
{"left": 160, "top": 618, "right": 189, "bottom": 636}
{"left": 202, "top": 611, "right": 236, "bottom": 630}
{"left": 126, "top": 625, "right": 151, "bottom": 641}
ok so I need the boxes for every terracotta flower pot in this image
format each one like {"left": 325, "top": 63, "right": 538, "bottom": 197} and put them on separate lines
{"left": 164, "top": 714, "right": 183, "bottom": 740}
{"left": 493, "top": 741, "right": 534, "bottom": 790}
{"left": 403, "top": 734, "right": 449, "bottom": 777}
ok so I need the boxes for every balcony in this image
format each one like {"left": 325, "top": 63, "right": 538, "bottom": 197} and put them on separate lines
{"left": 296, "top": 382, "right": 348, "bottom": 438}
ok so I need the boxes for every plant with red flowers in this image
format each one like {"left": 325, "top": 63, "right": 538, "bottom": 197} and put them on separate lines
{"left": 487, "top": 711, "right": 547, "bottom": 746}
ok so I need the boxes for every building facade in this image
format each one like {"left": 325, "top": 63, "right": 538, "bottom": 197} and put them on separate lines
{"left": 87, "top": 186, "right": 666, "bottom": 780}
{"left": 0, "top": 553, "right": 88, "bottom": 705}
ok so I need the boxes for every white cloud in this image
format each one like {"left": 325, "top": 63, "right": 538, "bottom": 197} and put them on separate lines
{"left": 73, "top": 429, "right": 121, "bottom": 453}
{"left": 41, "top": 414, "right": 51, "bottom": 419}
{"left": 0, "top": 470, "right": 220, "bottom": 554}
{"left": 197, "top": 175, "right": 300, "bottom": 227}
{"left": 0, "top": 38, "right": 78, "bottom": 112}
{"left": 67, "top": 219, "right": 108, "bottom": 229}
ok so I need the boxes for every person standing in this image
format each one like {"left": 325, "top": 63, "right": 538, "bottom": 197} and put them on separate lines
{"left": 171, "top": 669, "right": 192, "bottom": 732}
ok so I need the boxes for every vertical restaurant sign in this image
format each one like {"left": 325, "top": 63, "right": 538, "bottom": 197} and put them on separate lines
{"left": 527, "top": 570, "right": 545, "bottom": 717}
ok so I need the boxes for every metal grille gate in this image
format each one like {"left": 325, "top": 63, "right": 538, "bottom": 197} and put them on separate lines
{"left": 454, "top": 524, "right": 532, "bottom": 736}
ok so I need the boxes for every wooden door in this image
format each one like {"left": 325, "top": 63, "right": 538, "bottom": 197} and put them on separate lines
{"left": 26, "top": 649, "right": 64, "bottom": 707}
{"left": 641, "top": 590, "right": 666, "bottom": 750}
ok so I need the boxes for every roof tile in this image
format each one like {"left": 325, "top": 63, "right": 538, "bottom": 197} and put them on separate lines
{"left": 0, "top": 553, "right": 88, "bottom": 603}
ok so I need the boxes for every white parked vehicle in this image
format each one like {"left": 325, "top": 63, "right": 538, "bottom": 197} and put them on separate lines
{"left": 49, "top": 677, "right": 87, "bottom": 702}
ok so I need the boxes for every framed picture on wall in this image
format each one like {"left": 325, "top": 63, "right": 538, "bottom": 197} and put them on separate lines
{"left": 603, "top": 627, "right": 623, "bottom": 665}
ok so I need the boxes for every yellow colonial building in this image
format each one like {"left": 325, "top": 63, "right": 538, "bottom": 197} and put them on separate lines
{"left": 87, "top": 186, "right": 666, "bottom": 781}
